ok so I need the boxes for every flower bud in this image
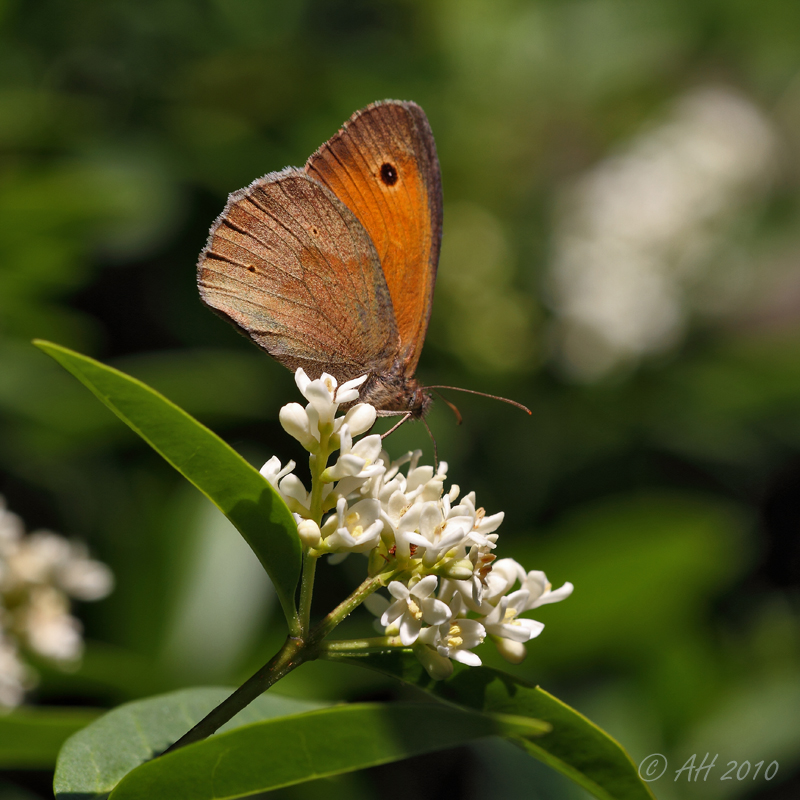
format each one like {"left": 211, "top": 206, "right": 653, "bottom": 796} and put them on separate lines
{"left": 494, "top": 636, "right": 528, "bottom": 665}
{"left": 341, "top": 403, "right": 376, "bottom": 436}
{"left": 296, "top": 519, "right": 321, "bottom": 548}
{"left": 412, "top": 642, "right": 453, "bottom": 681}
{"left": 279, "top": 404, "right": 317, "bottom": 449}
{"left": 437, "top": 558, "right": 475, "bottom": 581}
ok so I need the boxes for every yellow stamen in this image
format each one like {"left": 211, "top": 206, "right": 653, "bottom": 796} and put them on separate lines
{"left": 446, "top": 623, "right": 463, "bottom": 648}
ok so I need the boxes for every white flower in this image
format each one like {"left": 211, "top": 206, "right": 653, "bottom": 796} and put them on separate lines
{"left": 22, "top": 587, "right": 83, "bottom": 662}
{"left": 477, "top": 558, "right": 526, "bottom": 609}
{"left": 2, "top": 531, "right": 114, "bottom": 603}
{"left": 280, "top": 370, "right": 369, "bottom": 450}
{"left": 522, "top": 571, "right": 575, "bottom": 609}
{"left": 4, "top": 531, "right": 72, "bottom": 587}
{"left": 477, "top": 566, "right": 573, "bottom": 665}
{"left": 259, "top": 456, "right": 296, "bottom": 488}
{"left": 406, "top": 512, "right": 475, "bottom": 567}
{"left": 323, "top": 431, "right": 383, "bottom": 482}
{"left": 334, "top": 374, "right": 369, "bottom": 405}
{"left": 278, "top": 473, "right": 310, "bottom": 512}
{"left": 295, "top": 369, "right": 367, "bottom": 428}
{"left": 417, "top": 594, "right": 486, "bottom": 672}
{"left": 482, "top": 593, "right": 546, "bottom": 643}
{"left": 380, "top": 576, "right": 451, "bottom": 646}
{"left": 56, "top": 548, "right": 114, "bottom": 601}
{"left": 321, "top": 498, "right": 384, "bottom": 553}
{"left": 0, "top": 504, "right": 24, "bottom": 547}
{"left": 0, "top": 635, "right": 31, "bottom": 708}
{"left": 0, "top": 496, "right": 113, "bottom": 706}
{"left": 302, "top": 377, "right": 339, "bottom": 427}
{"left": 412, "top": 637, "right": 454, "bottom": 680}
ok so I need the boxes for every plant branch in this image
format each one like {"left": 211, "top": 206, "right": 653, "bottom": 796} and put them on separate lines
{"left": 162, "top": 636, "right": 306, "bottom": 755}
{"left": 163, "top": 573, "right": 386, "bottom": 755}
{"left": 298, "top": 551, "right": 318, "bottom": 634}
{"left": 306, "top": 574, "right": 384, "bottom": 645}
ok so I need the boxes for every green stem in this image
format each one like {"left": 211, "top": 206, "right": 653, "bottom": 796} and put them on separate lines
{"left": 298, "top": 551, "right": 318, "bottom": 634}
{"left": 307, "top": 574, "right": 384, "bottom": 644}
{"left": 321, "top": 635, "right": 404, "bottom": 653}
{"left": 296, "top": 428, "right": 333, "bottom": 635}
{"left": 162, "top": 635, "right": 306, "bottom": 754}
{"left": 163, "top": 575, "right": 386, "bottom": 755}
{"left": 307, "top": 428, "right": 332, "bottom": 524}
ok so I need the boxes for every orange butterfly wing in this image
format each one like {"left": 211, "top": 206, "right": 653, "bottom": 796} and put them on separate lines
{"left": 197, "top": 168, "right": 400, "bottom": 381}
{"left": 305, "top": 100, "right": 443, "bottom": 374}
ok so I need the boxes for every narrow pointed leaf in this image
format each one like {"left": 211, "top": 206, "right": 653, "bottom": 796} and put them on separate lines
{"left": 33, "top": 340, "right": 301, "bottom": 621}
{"left": 336, "top": 652, "right": 656, "bottom": 800}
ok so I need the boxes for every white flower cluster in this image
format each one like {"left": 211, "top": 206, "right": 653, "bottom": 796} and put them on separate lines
{"left": 0, "top": 496, "right": 114, "bottom": 707}
{"left": 261, "top": 369, "right": 572, "bottom": 680}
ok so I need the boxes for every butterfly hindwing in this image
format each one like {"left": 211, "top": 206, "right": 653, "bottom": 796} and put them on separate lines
{"left": 198, "top": 167, "right": 400, "bottom": 381}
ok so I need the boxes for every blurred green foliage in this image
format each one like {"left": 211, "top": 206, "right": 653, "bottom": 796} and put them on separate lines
{"left": 1, "top": 0, "right": 799, "bottom": 798}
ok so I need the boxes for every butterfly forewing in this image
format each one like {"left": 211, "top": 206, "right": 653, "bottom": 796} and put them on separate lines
{"left": 198, "top": 168, "right": 400, "bottom": 380}
{"left": 305, "top": 100, "right": 443, "bottom": 374}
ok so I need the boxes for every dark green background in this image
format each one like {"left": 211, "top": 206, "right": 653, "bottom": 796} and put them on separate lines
{"left": 1, "top": 1, "right": 799, "bottom": 798}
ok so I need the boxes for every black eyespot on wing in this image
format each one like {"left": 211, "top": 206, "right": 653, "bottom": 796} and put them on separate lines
{"left": 380, "top": 163, "right": 398, "bottom": 186}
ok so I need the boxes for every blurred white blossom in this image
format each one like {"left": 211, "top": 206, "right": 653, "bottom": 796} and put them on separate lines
{"left": 548, "top": 86, "right": 778, "bottom": 380}
{"left": 0, "top": 497, "right": 114, "bottom": 708}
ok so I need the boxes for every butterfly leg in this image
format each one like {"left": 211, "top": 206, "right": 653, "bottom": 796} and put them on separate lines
{"left": 380, "top": 412, "right": 412, "bottom": 440}
{"left": 421, "top": 415, "right": 438, "bottom": 473}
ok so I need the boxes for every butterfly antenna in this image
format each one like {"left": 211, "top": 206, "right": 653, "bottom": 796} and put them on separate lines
{"left": 421, "top": 415, "right": 439, "bottom": 472}
{"left": 380, "top": 412, "right": 412, "bottom": 440}
{"left": 426, "top": 385, "right": 532, "bottom": 415}
{"left": 432, "top": 389, "right": 463, "bottom": 425}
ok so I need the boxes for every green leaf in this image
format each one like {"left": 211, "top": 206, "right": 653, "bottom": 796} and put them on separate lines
{"left": 110, "top": 705, "right": 538, "bottom": 799}
{"left": 33, "top": 340, "right": 302, "bottom": 622}
{"left": 338, "top": 652, "right": 656, "bottom": 800}
{"left": 0, "top": 707, "right": 99, "bottom": 768}
{"left": 54, "top": 688, "right": 327, "bottom": 798}
{"left": 54, "top": 688, "right": 543, "bottom": 799}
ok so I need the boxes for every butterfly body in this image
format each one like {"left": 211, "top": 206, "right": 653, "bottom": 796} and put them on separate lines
{"left": 359, "top": 368, "right": 432, "bottom": 418}
{"left": 198, "top": 100, "right": 442, "bottom": 418}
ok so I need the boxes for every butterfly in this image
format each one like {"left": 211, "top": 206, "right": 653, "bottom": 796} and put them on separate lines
{"left": 197, "top": 100, "right": 442, "bottom": 419}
